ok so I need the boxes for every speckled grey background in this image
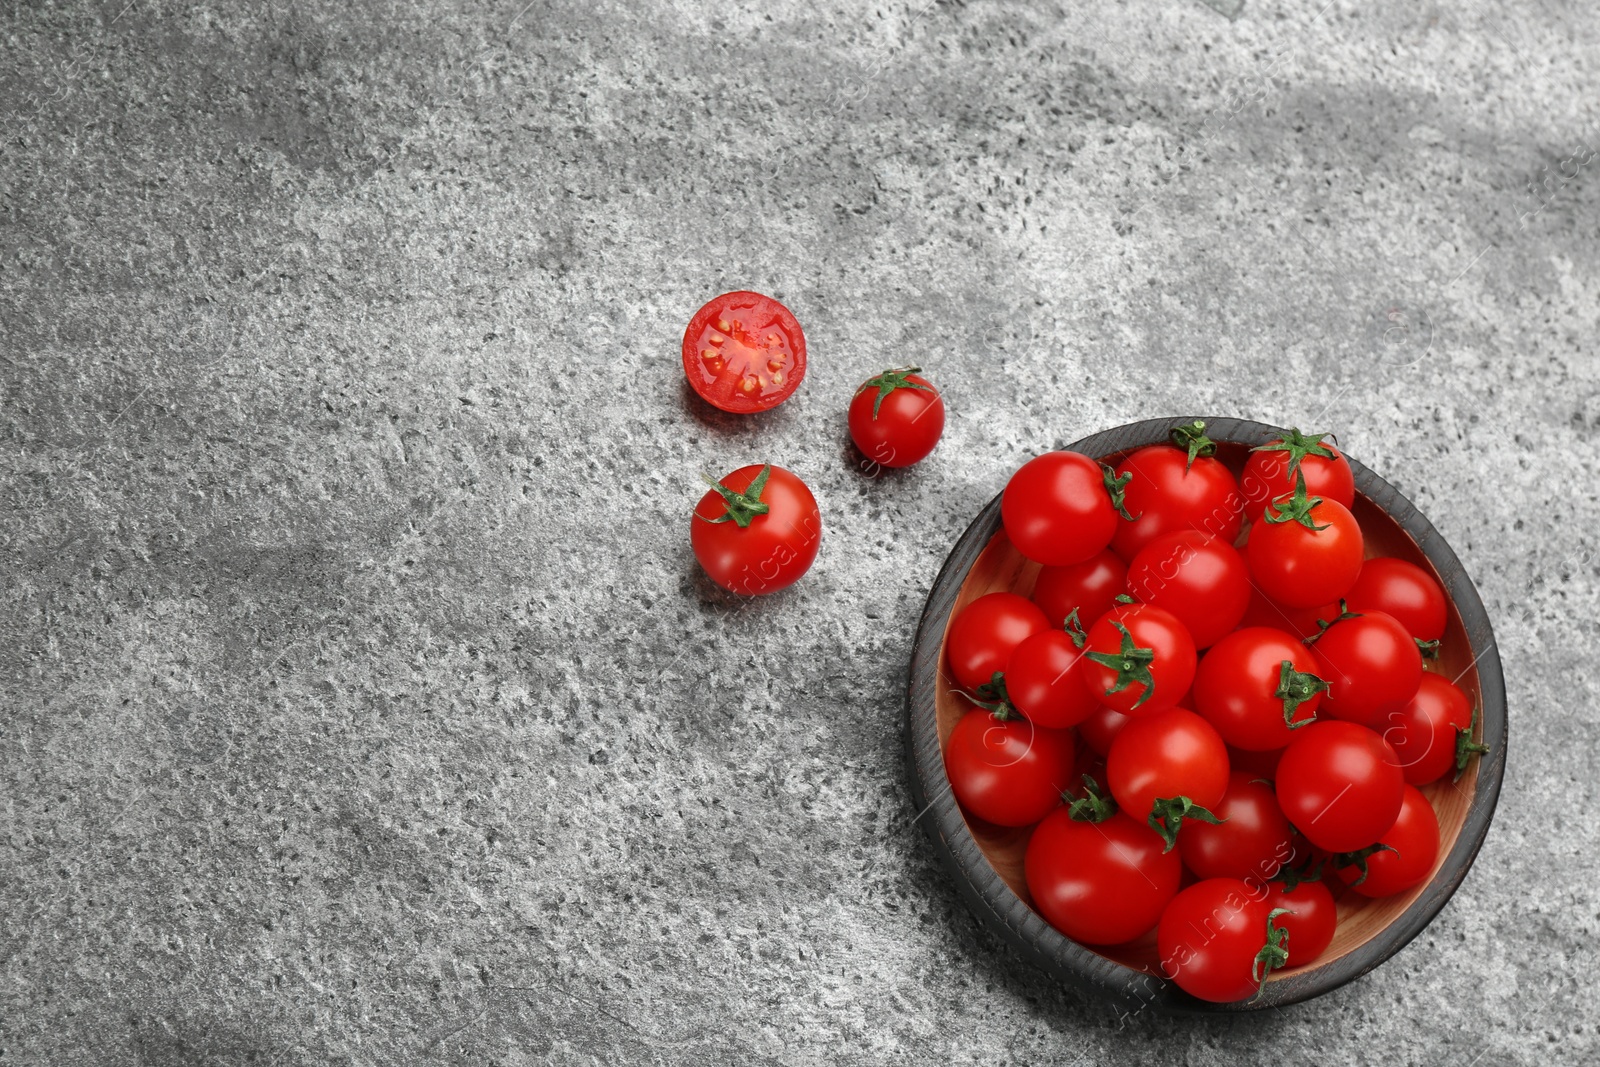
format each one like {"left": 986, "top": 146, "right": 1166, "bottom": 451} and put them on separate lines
{"left": 3, "top": 0, "right": 1597, "bottom": 1063}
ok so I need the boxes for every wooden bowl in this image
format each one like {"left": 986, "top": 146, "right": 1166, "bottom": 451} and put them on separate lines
{"left": 905, "top": 416, "right": 1507, "bottom": 1013}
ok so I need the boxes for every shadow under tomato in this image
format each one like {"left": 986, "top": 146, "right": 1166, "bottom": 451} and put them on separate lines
{"left": 679, "top": 378, "right": 796, "bottom": 436}
{"left": 840, "top": 434, "right": 923, "bottom": 482}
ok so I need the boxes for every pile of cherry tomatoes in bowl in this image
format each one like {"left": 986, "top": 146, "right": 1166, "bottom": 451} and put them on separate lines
{"left": 939, "top": 420, "right": 1490, "bottom": 1005}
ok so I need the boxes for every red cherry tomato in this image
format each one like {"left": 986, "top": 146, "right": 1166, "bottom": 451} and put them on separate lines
{"left": 1002, "top": 451, "right": 1121, "bottom": 566}
{"left": 681, "top": 291, "right": 806, "bottom": 413}
{"left": 1245, "top": 487, "right": 1364, "bottom": 609}
{"left": 1078, "top": 704, "right": 1131, "bottom": 757}
{"left": 1080, "top": 602, "right": 1197, "bottom": 716}
{"left": 1026, "top": 801, "right": 1182, "bottom": 945}
{"left": 1110, "top": 433, "right": 1245, "bottom": 561}
{"left": 1313, "top": 610, "right": 1424, "bottom": 728}
{"left": 1346, "top": 557, "right": 1448, "bottom": 642}
{"left": 1192, "top": 627, "right": 1327, "bottom": 751}
{"left": 1275, "top": 721, "right": 1404, "bottom": 852}
{"left": 846, "top": 368, "right": 945, "bottom": 468}
{"left": 1332, "top": 784, "right": 1440, "bottom": 897}
{"left": 1381, "top": 672, "right": 1473, "bottom": 786}
{"left": 690, "top": 464, "right": 821, "bottom": 595}
{"left": 944, "top": 709, "right": 1074, "bottom": 827}
{"left": 1239, "top": 587, "right": 1338, "bottom": 641}
{"left": 1157, "top": 878, "right": 1280, "bottom": 1003}
{"left": 1239, "top": 429, "right": 1355, "bottom": 523}
{"left": 1126, "top": 531, "right": 1251, "bottom": 649}
{"left": 1032, "top": 550, "right": 1126, "bottom": 631}
{"left": 1004, "top": 629, "right": 1099, "bottom": 729}
{"left": 1179, "top": 773, "right": 1296, "bottom": 882}
{"left": 945, "top": 593, "right": 1050, "bottom": 692}
{"left": 1106, "top": 708, "right": 1229, "bottom": 838}
{"left": 1265, "top": 876, "right": 1337, "bottom": 967}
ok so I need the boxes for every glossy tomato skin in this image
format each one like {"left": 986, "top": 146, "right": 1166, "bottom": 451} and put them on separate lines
{"left": 1157, "top": 878, "right": 1272, "bottom": 1003}
{"left": 1333, "top": 784, "right": 1440, "bottom": 897}
{"left": 1276, "top": 721, "right": 1404, "bottom": 852}
{"left": 1346, "top": 557, "right": 1448, "bottom": 642}
{"left": 1240, "top": 443, "right": 1356, "bottom": 523}
{"left": 1193, "top": 627, "right": 1326, "bottom": 751}
{"left": 1239, "top": 587, "right": 1338, "bottom": 642}
{"left": 1002, "top": 452, "right": 1119, "bottom": 566}
{"left": 1266, "top": 879, "right": 1337, "bottom": 967}
{"left": 846, "top": 372, "right": 944, "bottom": 468}
{"left": 690, "top": 465, "right": 821, "bottom": 595}
{"left": 1111, "top": 445, "right": 1244, "bottom": 561}
{"left": 1126, "top": 531, "right": 1251, "bottom": 649}
{"left": 1005, "top": 629, "right": 1100, "bottom": 729}
{"left": 1080, "top": 603, "right": 1197, "bottom": 716}
{"left": 945, "top": 710, "right": 1074, "bottom": 827}
{"left": 1106, "top": 708, "right": 1229, "bottom": 822}
{"left": 945, "top": 593, "right": 1050, "bottom": 692}
{"left": 1032, "top": 550, "right": 1127, "bottom": 631}
{"left": 1026, "top": 807, "right": 1182, "bottom": 945}
{"left": 681, "top": 291, "right": 806, "bottom": 413}
{"left": 1079, "top": 705, "right": 1131, "bottom": 757}
{"left": 1246, "top": 497, "right": 1364, "bottom": 609}
{"left": 1314, "top": 611, "right": 1424, "bottom": 728}
{"left": 1179, "top": 773, "right": 1296, "bottom": 882}
{"left": 1382, "top": 672, "right": 1473, "bottom": 786}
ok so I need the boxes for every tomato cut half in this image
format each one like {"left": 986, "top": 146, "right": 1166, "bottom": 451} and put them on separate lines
{"left": 681, "top": 291, "right": 807, "bottom": 413}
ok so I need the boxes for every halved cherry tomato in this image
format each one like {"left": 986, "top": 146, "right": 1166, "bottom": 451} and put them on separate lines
{"left": 1126, "top": 530, "right": 1251, "bottom": 649}
{"left": 1275, "top": 721, "right": 1404, "bottom": 853}
{"left": 1346, "top": 557, "right": 1448, "bottom": 642}
{"left": 1032, "top": 550, "right": 1126, "bottom": 631}
{"left": 944, "top": 709, "right": 1073, "bottom": 827}
{"left": 1110, "top": 422, "right": 1244, "bottom": 560}
{"left": 1192, "top": 627, "right": 1327, "bottom": 751}
{"left": 1245, "top": 474, "right": 1364, "bottom": 609}
{"left": 1240, "top": 428, "right": 1355, "bottom": 522}
{"left": 1002, "top": 451, "right": 1124, "bottom": 566}
{"left": 1312, "top": 609, "right": 1424, "bottom": 729}
{"left": 1382, "top": 672, "right": 1473, "bottom": 786}
{"left": 1179, "top": 773, "right": 1296, "bottom": 882}
{"left": 681, "top": 291, "right": 806, "bottom": 413}
{"left": 1158, "top": 878, "right": 1286, "bottom": 1002}
{"left": 1331, "top": 783, "right": 1439, "bottom": 898}
{"left": 1004, "top": 628, "right": 1099, "bottom": 729}
{"left": 847, "top": 367, "right": 944, "bottom": 468}
{"left": 690, "top": 464, "right": 821, "bottom": 595}
{"left": 945, "top": 593, "right": 1050, "bottom": 692}
{"left": 1080, "top": 602, "right": 1197, "bottom": 716}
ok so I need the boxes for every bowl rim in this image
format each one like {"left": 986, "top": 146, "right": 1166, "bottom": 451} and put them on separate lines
{"left": 904, "top": 415, "right": 1508, "bottom": 1014}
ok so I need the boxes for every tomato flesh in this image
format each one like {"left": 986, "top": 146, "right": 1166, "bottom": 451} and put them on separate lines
{"left": 681, "top": 291, "right": 806, "bottom": 413}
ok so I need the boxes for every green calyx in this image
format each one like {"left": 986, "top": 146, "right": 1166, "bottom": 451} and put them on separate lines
{"left": 1273, "top": 855, "right": 1325, "bottom": 892}
{"left": 1455, "top": 700, "right": 1489, "bottom": 782}
{"left": 971, "top": 671, "right": 1021, "bottom": 721}
{"left": 1146, "top": 795, "right": 1224, "bottom": 853}
{"left": 1170, "top": 419, "right": 1217, "bottom": 471}
{"left": 1085, "top": 621, "right": 1157, "bottom": 709}
{"left": 1329, "top": 843, "right": 1398, "bottom": 887}
{"left": 1416, "top": 638, "right": 1441, "bottom": 659}
{"left": 1101, "top": 463, "right": 1138, "bottom": 521}
{"left": 1304, "top": 599, "right": 1364, "bottom": 646}
{"left": 698, "top": 464, "right": 773, "bottom": 529}
{"left": 1066, "top": 774, "right": 1118, "bottom": 824}
{"left": 861, "top": 366, "right": 932, "bottom": 419}
{"left": 1251, "top": 427, "right": 1339, "bottom": 476}
{"left": 1062, "top": 608, "right": 1088, "bottom": 649}
{"left": 1251, "top": 908, "right": 1295, "bottom": 999}
{"left": 1262, "top": 468, "right": 1328, "bottom": 531}
{"left": 1275, "top": 659, "right": 1328, "bottom": 727}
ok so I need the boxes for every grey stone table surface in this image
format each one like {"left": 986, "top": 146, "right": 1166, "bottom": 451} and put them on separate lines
{"left": 3, "top": 0, "right": 1597, "bottom": 1063}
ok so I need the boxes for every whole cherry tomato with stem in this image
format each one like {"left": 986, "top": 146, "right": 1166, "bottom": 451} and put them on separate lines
{"left": 1025, "top": 775, "right": 1182, "bottom": 945}
{"left": 1381, "top": 671, "right": 1473, "bottom": 786}
{"left": 945, "top": 592, "right": 1050, "bottom": 692}
{"left": 1309, "top": 605, "right": 1424, "bottom": 729}
{"left": 1157, "top": 878, "right": 1293, "bottom": 1003}
{"left": 1276, "top": 721, "right": 1404, "bottom": 853}
{"left": 681, "top": 291, "right": 806, "bottom": 413}
{"left": 1192, "top": 626, "right": 1328, "bottom": 751}
{"left": 1330, "top": 783, "right": 1440, "bottom": 898}
{"left": 1126, "top": 530, "right": 1251, "bottom": 649}
{"left": 1002, "top": 451, "right": 1133, "bottom": 566}
{"left": 1240, "top": 428, "right": 1355, "bottom": 523}
{"left": 846, "top": 367, "right": 944, "bottom": 469}
{"left": 1032, "top": 549, "right": 1127, "bottom": 631}
{"left": 1080, "top": 601, "right": 1197, "bottom": 716}
{"left": 1003, "top": 613, "right": 1099, "bottom": 729}
{"left": 1179, "top": 772, "right": 1297, "bottom": 882}
{"left": 1246, "top": 470, "right": 1365, "bottom": 609}
{"left": 1106, "top": 707, "right": 1229, "bottom": 851}
{"left": 1346, "top": 556, "right": 1448, "bottom": 643}
{"left": 944, "top": 706, "right": 1074, "bottom": 827}
{"left": 1110, "top": 421, "right": 1245, "bottom": 560}
{"left": 691, "top": 464, "right": 821, "bottom": 595}
{"left": 1265, "top": 860, "right": 1338, "bottom": 967}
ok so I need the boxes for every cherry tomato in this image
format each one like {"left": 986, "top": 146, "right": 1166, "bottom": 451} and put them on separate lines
{"left": 690, "top": 464, "right": 821, "bottom": 595}
{"left": 1002, "top": 451, "right": 1123, "bottom": 566}
{"left": 1032, "top": 550, "right": 1127, "bottom": 631}
{"left": 1179, "top": 773, "right": 1296, "bottom": 882}
{"left": 1126, "top": 531, "right": 1251, "bottom": 649}
{"left": 1158, "top": 878, "right": 1282, "bottom": 1003}
{"left": 1265, "top": 876, "right": 1337, "bottom": 967}
{"left": 1275, "top": 721, "right": 1404, "bottom": 852}
{"left": 1346, "top": 557, "right": 1448, "bottom": 642}
{"left": 1245, "top": 477, "right": 1364, "bottom": 609}
{"left": 1313, "top": 610, "right": 1424, "bottom": 729}
{"left": 1080, "top": 602, "right": 1197, "bottom": 716}
{"left": 1078, "top": 704, "right": 1131, "bottom": 757}
{"left": 1106, "top": 708, "right": 1229, "bottom": 845}
{"left": 1004, "top": 629, "right": 1099, "bottom": 729}
{"left": 1238, "top": 587, "right": 1338, "bottom": 641}
{"left": 681, "top": 291, "right": 806, "bottom": 413}
{"left": 945, "top": 593, "right": 1050, "bottom": 692}
{"left": 1110, "top": 424, "right": 1245, "bottom": 560}
{"left": 1192, "top": 627, "right": 1327, "bottom": 751}
{"left": 1332, "top": 784, "right": 1440, "bottom": 898}
{"left": 944, "top": 709, "right": 1073, "bottom": 827}
{"left": 1381, "top": 672, "right": 1473, "bottom": 786}
{"left": 846, "top": 367, "right": 944, "bottom": 468}
{"left": 1240, "top": 429, "right": 1355, "bottom": 523}
{"left": 1025, "top": 788, "right": 1182, "bottom": 945}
